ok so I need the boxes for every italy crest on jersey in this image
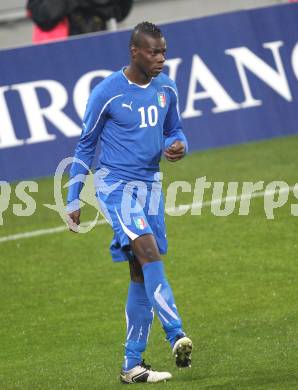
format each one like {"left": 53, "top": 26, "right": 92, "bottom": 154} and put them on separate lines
{"left": 133, "top": 216, "right": 147, "bottom": 230}
{"left": 157, "top": 92, "right": 166, "bottom": 108}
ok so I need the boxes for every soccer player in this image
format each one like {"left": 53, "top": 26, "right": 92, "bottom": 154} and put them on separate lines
{"left": 67, "top": 21, "right": 192, "bottom": 384}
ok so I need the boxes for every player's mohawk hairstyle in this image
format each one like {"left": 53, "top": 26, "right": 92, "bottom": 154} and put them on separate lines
{"left": 130, "top": 21, "right": 163, "bottom": 48}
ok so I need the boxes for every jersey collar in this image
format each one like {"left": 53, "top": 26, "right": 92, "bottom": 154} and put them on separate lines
{"left": 121, "top": 67, "right": 152, "bottom": 89}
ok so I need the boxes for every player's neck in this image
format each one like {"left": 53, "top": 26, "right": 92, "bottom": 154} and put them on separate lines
{"left": 124, "top": 65, "right": 152, "bottom": 86}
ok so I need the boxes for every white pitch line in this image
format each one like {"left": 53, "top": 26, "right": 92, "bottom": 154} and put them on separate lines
{"left": 0, "top": 185, "right": 295, "bottom": 244}
{"left": 0, "top": 219, "right": 107, "bottom": 244}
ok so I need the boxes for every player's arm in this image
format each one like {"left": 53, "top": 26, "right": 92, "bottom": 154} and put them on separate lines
{"left": 67, "top": 87, "right": 108, "bottom": 232}
{"left": 163, "top": 85, "right": 188, "bottom": 162}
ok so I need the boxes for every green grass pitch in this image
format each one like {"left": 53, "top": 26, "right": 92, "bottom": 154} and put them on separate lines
{"left": 1, "top": 135, "right": 298, "bottom": 389}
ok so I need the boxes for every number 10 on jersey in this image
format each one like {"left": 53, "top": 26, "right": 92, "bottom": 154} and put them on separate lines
{"left": 138, "top": 106, "right": 158, "bottom": 128}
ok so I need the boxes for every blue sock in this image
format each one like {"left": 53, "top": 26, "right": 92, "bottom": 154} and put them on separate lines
{"left": 123, "top": 281, "right": 154, "bottom": 371}
{"left": 142, "top": 261, "right": 185, "bottom": 348}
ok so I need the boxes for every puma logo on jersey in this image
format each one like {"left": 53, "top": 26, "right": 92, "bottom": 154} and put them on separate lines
{"left": 122, "top": 101, "right": 133, "bottom": 111}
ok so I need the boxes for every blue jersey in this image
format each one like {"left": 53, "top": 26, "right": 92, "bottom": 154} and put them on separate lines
{"left": 67, "top": 68, "right": 188, "bottom": 207}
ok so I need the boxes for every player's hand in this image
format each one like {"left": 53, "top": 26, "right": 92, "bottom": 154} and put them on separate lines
{"left": 164, "top": 141, "right": 186, "bottom": 162}
{"left": 67, "top": 209, "right": 81, "bottom": 233}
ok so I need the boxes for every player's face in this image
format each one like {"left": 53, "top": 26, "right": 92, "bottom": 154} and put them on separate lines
{"left": 133, "top": 34, "right": 167, "bottom": 78}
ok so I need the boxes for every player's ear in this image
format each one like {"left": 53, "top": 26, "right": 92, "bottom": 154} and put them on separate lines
{"left": 130, "top": 45, "right": 138, "bottom": 59}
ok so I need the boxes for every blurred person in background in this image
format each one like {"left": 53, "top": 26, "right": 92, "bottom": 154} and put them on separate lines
{"left": 27, "top": 0, "right": 133, "bottom": 43}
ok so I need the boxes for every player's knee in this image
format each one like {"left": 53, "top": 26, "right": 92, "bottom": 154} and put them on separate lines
{"left": 130, "top": 271, "right": 144, "bottom": 282}
{"left": 132, "top": 234, "right": 160, "bottom": 263}
{"left": 129, "top": 256, "right": 144, "bottom": 282}
{"left": 142, "top": 246, "right": 160, "bottom": 261}
{"left": 136, "top": 245, "right": 160, "bottom": 264}
{"left": 130, "top": 275, "right": 144, "bottom": 282}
